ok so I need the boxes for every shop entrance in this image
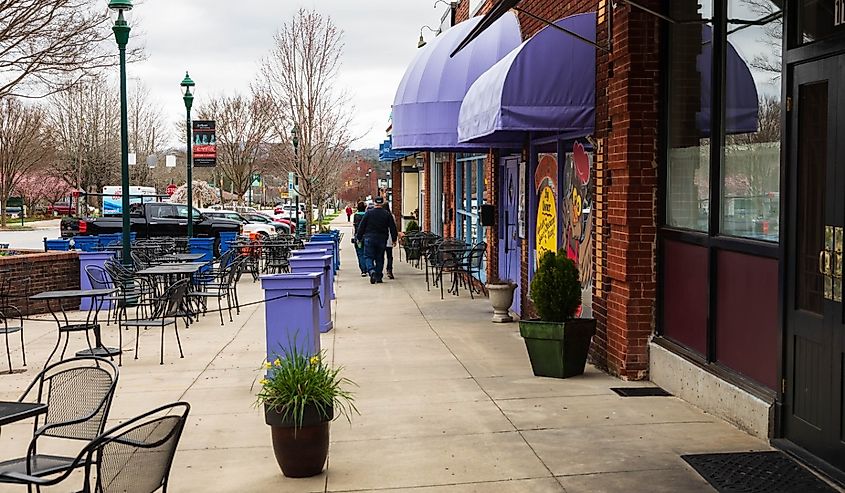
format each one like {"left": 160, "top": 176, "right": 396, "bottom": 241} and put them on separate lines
{"left": 785, "top": 55, "right": 845, "bottom": 470}
{"left": 499, "top": 156, "right": 521, "bottom": 315}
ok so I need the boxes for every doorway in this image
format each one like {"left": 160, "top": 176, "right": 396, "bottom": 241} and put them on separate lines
{"left": 785, "top": 55, "right": 845, "bottom": 470}
{"left": 499, "top": 156, "right": 521, "bottom": 315}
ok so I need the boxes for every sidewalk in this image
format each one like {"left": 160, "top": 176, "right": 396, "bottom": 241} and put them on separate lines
{"left": 0, "top": 215, "right": 769, "bottom": 492}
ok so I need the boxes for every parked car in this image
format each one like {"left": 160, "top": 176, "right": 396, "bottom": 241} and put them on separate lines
{"left": 273, "top": 203, "right": 305, "bottom": 219}
{"left": 4, "top": 206, "right": 22, "bottom": 218}
{"left": 242, "top": 212, "right": 292, "bottom": 234}
{"left": 48, "top": 202, "right": 75, "bottom": 216}
{"left": 201, "top": 210, "right": 285, "bottom": 238}
{"left": 60, "top": 202, "right": 241, "bottom": 254}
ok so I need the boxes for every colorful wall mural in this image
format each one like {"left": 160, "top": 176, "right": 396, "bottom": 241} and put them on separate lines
{"left": 534, "top": 153, "right": 559, "bottom": 263}
{"left": 562, "top": 142, "right": 594, "bottom": 318}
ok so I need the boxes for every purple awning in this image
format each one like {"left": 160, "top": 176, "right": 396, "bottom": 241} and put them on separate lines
{"left": 391, "top": 13, "right": 522, "bottom": 151}
{"left": 458, "top": 12, "right": 596, "bottom": 145}
{"left": 699, "top": 26, "right": 759, "bottom": 136}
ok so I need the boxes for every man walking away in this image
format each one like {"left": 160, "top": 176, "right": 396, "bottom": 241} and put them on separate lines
{"left": 355, "top": 196, "right": 398, "bottom": 284}
{"left": 345, "top": 205, "right": 353, "bottom": 222}
{"left": 352, "top": 202, "right": 368, "bottom": 276}
{"left": 382, "top": 202, "right": 395, "bottom": 279}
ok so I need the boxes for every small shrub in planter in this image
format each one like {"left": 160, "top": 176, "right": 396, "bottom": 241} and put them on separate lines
{"left": 256, "top": 345, "right": 358, "bottom": 478}
{"left": 519, "top": 250, "right": 596, "bottom": 378}
{"left": 405, "top": 220, "right": 420, "bottom": 233}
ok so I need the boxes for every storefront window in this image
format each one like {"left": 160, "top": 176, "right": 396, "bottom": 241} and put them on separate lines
{"left": 798, "top": 0, "right": 842, "bottom": 44}
{"left": 666, "top": 2, "right": 712, "bottom": 232}
{"left": 722, "top": 0, "right": 782, "bottom": 241}
{"left": 456, "top": 154, "right": 485, "bottom": 247}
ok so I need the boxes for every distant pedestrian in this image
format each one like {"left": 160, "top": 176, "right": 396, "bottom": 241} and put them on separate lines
{"left": 355, "top": 196, "right": 398, "bottom": 284}
{"left": 382, "top": 202, "right": 395, "bottom": 279}
{"left": 345, "top": 205, "right": 353, "bottom": 222}
{"left": 352, "top": 202, "right": 367, "bottom": 276}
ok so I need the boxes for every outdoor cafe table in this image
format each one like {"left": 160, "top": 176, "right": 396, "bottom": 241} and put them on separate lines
{"left": 0, "top": 402, "right": 47, "bottom": 427}
{"left": 30, "top": 288, "right": 119, "bottom": 363}
{"left": 158, "top": 253, "right": 205, "bottom": 263}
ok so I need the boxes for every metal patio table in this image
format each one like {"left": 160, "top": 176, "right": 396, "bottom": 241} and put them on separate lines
{"left": 0, "top": 401, "right": 47, "bottom": 427}
{"left": 30, "top": 289, "right": 118, "bottom": 364}
{"left": 158, "top": 253, "right": 206, "bottom": 263}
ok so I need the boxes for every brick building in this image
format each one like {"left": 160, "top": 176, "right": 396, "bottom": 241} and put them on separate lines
{"left": 383, "top": 0, "right": 845, "bottom": 478}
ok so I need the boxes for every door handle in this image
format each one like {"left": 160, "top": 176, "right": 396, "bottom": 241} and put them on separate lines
{"left": 820, "top": 250, "right": 830, "bottom": 276}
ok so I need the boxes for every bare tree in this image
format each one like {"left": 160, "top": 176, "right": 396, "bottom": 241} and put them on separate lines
{"left": 0, "top": 0, "right": 144, "bottom": 99}
{"left": 0, "top": 97, "right": 47, "bottom": 226}
{"left": 45, "top": 76, "right": 121, "bottom": 208}
{"left": 261, "top": 8, "right": 357, "bottom": 226}
{"left": 196, "top": 92, "right": 273, "bottom": 203}
{"left": 128, "top": 81, "right": 170, "bottom": 185}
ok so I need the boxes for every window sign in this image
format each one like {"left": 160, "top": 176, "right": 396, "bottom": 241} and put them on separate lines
{"left": 535, "top": 153, "right": 558, "bottom": 264}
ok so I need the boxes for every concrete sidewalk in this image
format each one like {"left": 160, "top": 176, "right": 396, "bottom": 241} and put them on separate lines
{"left": 0, "top": 215, "right": 770, "bottom": 492}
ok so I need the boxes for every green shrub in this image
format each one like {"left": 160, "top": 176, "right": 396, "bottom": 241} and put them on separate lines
{"left": 405, "top": 220, "right": 420, "bottom": 232}
{"left": 530, "top": 250, "right": 581, "bottom": 323}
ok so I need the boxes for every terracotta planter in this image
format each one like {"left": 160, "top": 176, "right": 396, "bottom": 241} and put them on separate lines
{"left": 486, "top": 282, "right": 516, "bottom": 323}
{"left": 265, "top": 404, "right": 333, "bottom": 478}
{"left": 519, "top": 319, "right": 596, "bottom": 378}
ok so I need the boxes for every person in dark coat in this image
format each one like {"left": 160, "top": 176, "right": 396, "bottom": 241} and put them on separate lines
{"left": 355, "top": 196, "right": 398, "bottom": 284}
{"left": 352, "top": 201, "right": 367, "bottom": 276}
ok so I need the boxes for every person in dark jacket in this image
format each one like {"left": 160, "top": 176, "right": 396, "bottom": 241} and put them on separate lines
{"left": 352, "top": 201, "right": 368, "bottom": 276}
{"left": 355, "top": 196, "right": 398, "bottom": 284}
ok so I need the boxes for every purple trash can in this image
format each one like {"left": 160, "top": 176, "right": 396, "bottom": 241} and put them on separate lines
{"left": 79, "top": 251, "right": 115, "bottom": 311}
{"left": 289, "top": 255, "right": 333, "bottom": 333}
{"left": 304, "top": 241, "right": 336, "bottom": 273}
{"left": 289, "top": 249, "right": 335, "bottom": 300}
{"left": 260, "top": 272, "right": 322, "bottom": 359}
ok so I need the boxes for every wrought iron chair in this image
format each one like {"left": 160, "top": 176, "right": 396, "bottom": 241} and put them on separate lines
{"left": 189, "top": 257, "right": 242, "bottom": 325}
{"left": 458, "top": 242, "right": 488, "bottom": 299}
{"left": 0, "top": 402, "right": 190, "bottom": 493}
{"left": 0, "top": 357, "right": 118, "bottom": 490}
{"left": 0, "top": 304, "right": 25, "bottom": 373}
{"left": 120, "top": 279, "right": 190, "bottom": 365}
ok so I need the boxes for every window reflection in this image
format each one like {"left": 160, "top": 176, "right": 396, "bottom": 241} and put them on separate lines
{"left": 722, "top": 0, "right": 782, "bottom": 241}
{"left": 666, "top": 2, "right": 713, "bottom": 231}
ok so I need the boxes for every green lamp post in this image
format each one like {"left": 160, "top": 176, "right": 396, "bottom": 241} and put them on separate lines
{"left": 291, "top": 125, "right": 300, "bottom": 238}
{"left": 180, "top": 72, "right": 195, "bottom": 238}
{"left": 109, "top": 0, "right": 133, "bottom": 265}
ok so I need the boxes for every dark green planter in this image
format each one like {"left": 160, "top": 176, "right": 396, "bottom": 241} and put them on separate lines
{"left": 519, "top": 318, "right": 597, "bottom": 378}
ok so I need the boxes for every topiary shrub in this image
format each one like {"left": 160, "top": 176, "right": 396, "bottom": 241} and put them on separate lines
{"left": 405, "top": 220, "right": 420, "bottom": 233}
{"left": 530, "top": 250, "right": 582, "bottom": 323}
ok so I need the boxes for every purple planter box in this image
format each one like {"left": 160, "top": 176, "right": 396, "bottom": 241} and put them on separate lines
{"left": 289, "top": 249, "right": 335, "bottom": 300}
{"left": 289, "top": 255, "right": 333, "bottom": 333}
{"left": 260, "top": 272, "right": 322, "bottom": 359}
{"left": 79, "top": 251, "right": 115, "bottom": 311}
{"left": 304, "top": 241, "right": 336, "bottom": 273}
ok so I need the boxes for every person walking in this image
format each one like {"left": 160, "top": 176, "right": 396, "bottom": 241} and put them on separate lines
{"left": 355, "top": 196, "right": 398, "bottom": 284}
{"left": 345, "top": 204, "right": 353, "bottom": 222}
{"left": 382, "top": 202, "right": 395, "bottom": 279}
{"left": 352, "top": 202, "right": 368, "bottom": 276}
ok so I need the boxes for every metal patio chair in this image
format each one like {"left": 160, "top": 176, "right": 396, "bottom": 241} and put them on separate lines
{"left": 0, "top": 402, "right": 190, "bottom": 493}
{"left": 0, "top": 304, "right": 25, "bottom": 373}
{"left": 0, "top": 357, "right": 118, "bottom": 491}
{"left": 120, "top": 279, "right": 190, "bottom": 365}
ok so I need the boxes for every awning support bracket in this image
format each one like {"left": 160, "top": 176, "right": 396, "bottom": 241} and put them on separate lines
{"left": 512, "top": 6, "right": 611, "bottom": 52}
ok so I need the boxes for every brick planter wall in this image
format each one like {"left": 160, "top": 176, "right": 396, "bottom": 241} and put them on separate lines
{"left": 0, "top": 251, "right": 80, "bottom": 315}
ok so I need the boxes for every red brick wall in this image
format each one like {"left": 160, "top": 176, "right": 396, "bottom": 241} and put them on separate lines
{"left": 423, "top": 153, "right": 432, "bottom": 232}
{"left": 391, "top": 160, "right": 402, "bottom": 228}
{"left": 442, "top": 153, "right": 457, "bottom": 238}
{"left": 596, "top": 1, "right": 660, "bottom": 380}
{"left": 0, "top": 251, "right": 80, "bottom": 315}
{"left": 485, "top": 150, "right": 499, "bottom": 281}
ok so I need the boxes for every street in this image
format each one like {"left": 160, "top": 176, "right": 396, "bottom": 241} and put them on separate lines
{"left": 0, "top": 219, "right": 60, "bottom": 250}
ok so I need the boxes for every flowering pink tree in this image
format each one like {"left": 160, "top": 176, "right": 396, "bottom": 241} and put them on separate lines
{"left": 14, "top": 174, "right": 73, "bottom": 215}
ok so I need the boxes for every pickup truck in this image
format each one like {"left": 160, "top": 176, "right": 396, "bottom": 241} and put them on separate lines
{"left": 61, "top": 202, "right": 241, "bottom": 252}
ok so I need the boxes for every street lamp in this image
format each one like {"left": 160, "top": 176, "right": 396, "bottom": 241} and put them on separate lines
{"left": 418, "top": 25, "right": 438, "bottom": 48}
{"left": 109, "top": 0, "right": 133, "bottom": 265}
{"left": 180, "top": 72, "right": 195, "bottom": 238}
{"left": 291, "top": 125, "right": 300, "bottom": 238}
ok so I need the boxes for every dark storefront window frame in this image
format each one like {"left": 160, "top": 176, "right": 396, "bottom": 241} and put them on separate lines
{"left": 657, "top": 0, "right": 784, "bottom": 399}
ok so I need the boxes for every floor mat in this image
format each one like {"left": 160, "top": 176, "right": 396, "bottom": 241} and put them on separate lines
{"left": 681, "top": 451, "right": 837, "bottom": 493}
{"left": 610, "top": 386, "right": 671, "bottom": 397}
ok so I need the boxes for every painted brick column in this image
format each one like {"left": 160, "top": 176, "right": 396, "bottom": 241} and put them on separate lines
{"left": 596, "top": 2, "right": 660, "bottom": 380}
{"left": 485, "top": 150, "right": 499, "bottom": 282}
{"left": 423, "top": 153, "right": 432, "bottom": 232}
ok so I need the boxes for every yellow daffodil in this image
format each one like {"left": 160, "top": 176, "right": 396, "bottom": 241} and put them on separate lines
{"left": 309, "top": 356, "right": 320, "bottom": 366}
{"left": 262, "top": 361, "right": 272, "bottom": 370}
{"left": 273, "top": 358, "right": 282, "bottom": 367}
{"left": 259, "top": 378, "right": 269, "bottom": 386}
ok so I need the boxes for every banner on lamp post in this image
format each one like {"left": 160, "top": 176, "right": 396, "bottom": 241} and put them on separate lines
{"left": 192, "top": 120, "right": 216, "bottom": 167}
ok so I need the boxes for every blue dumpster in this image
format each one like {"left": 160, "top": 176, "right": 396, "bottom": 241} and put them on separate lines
{"left": 45, "top": 239, "right": 71, "bottom": 251}
{"left": 219, "top": 232, "right": 237, "bottom": 256}
{"left": 189, "top": 237, "right": 215, "bottom": 273}
{"left": 72, "top": 236, "right": 100, "bottom": 252}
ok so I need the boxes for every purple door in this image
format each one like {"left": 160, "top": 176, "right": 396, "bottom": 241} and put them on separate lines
{"left": 499, "top": 157, "right": 521, "bottom": 315}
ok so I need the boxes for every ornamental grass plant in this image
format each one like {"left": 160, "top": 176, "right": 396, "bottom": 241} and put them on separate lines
{"left": 256, "top": 344, "right": 358, "bottom": 428}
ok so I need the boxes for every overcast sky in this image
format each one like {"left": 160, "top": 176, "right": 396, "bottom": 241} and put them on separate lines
{"left": 127, "top": 0, "right": 445, "bottom": 150}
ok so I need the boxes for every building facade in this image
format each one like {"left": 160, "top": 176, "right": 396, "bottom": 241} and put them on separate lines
{"left": 385, "top": 0, "right": 845, "bottom": 478}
